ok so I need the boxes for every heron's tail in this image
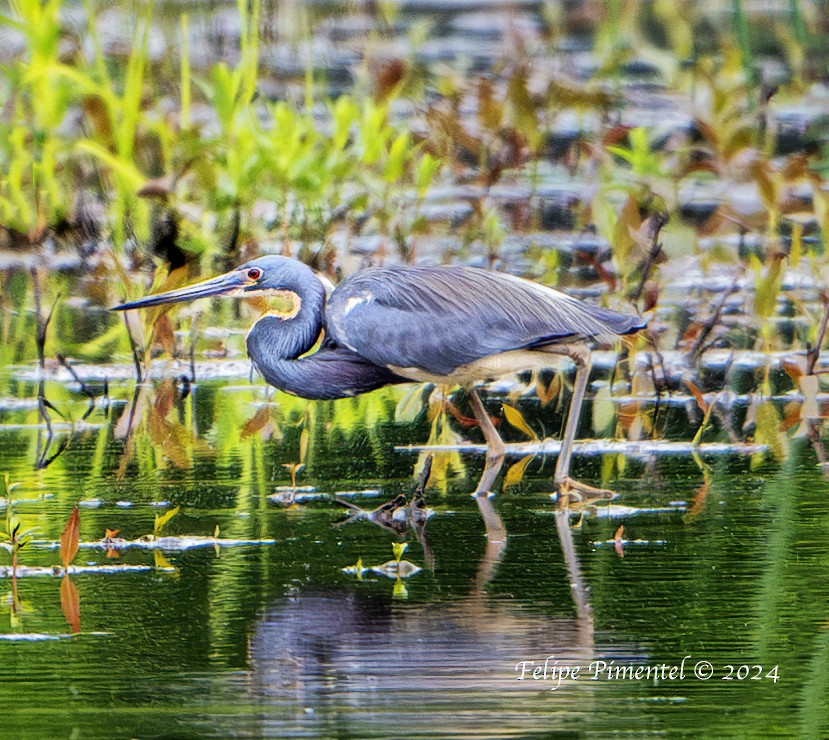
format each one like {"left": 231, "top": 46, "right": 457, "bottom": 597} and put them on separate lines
{"left": 584, "top": 305, "right": 648, "bottom": 336}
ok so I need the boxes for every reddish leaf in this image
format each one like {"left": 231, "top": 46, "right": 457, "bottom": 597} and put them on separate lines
{"left": 686, "top": 477, "right": 712, "bottom": 520}
{"left": 536, "top": 372, "right": 561, "bottom": 407}
{"left": 683, "top": 379, "right": 709, "bottom": 413}
{"left": 614, "top": 525, "right": 625, "bottom": 559}
{"left": 780, "top": 401, "right": 802, "bottom": 432}
{"left": 60, "top": 576, "right": 81, "bottom": 634}
{"left": 240, "top": 405, "right": 271, "bottom": 439}
{"left": 617, "top": 401, "right": 641, "bottom": 432}
{"left": 643, "top": 279, "right": 661, "bottom": 312}
{"left": 780, "top": 359, "right": 804, "bottom": 385}
{"left": 60, "top": 508, "right": 80, "bottom": 570}
{"left": 153, "top": 315, "right": 176, "bottom": 356}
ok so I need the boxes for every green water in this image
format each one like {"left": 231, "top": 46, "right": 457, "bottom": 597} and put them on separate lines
{"left": 0, "top": 374, "right": 827, "bottom": 739}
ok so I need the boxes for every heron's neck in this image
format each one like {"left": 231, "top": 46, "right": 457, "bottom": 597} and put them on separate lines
{"left": 246, "top": 274, "right": 326, "bottom": 371}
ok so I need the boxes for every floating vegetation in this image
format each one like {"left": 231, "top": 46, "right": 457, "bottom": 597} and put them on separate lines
{"left": 593, "top": 537, "right": 669, "bottom": 549}
{"left": 342, "top": 543, "right": 423, "bottom": 591}
{"left": 370, "top": 560, "right": 422, "bottom": 579}
{"left": 399, "top": 440, "right": 770, "bottom": 458}
{"left": 590, "top": 504, "right": 687, "bottom": 519}
{"left": 0, "top": 564, "right": 153, "bottom": 579}
{"left": 17, "top": 536, "right": 276, "bottom": 553}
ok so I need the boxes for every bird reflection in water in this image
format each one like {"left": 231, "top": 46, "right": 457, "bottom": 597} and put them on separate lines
{"left": 246, "top": 493, "right": 599, "bottom": 737}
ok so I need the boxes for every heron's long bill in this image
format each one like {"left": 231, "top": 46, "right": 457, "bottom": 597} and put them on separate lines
{"left": 112, "top": 270, "right": 248, "bottom": 311}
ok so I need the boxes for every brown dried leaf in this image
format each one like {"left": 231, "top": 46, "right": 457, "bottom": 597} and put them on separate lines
{"left": 241, "top": 405, "right": 271, "bottom": 439}
{"left": 371, "top": 58, "right": 408, "bottom": 101}
{"left": 153, "top": 315, "right": 175, "bottom": 356}
{"left": 780, "top": 401, "right": 801, "bottom": 432}
{"left": 425, "top": 108, "right": 484, "bottom": 160}
{"left": 685, "top": 477, "right": 712, "bottom": 520}
{"left": 683, "top": 379, "right": 708, "bottom": 413}
{"left": 781, "top": 358, "right": 804, "bottom": 385}
{"left": 60, "top": 508, "right": 80, "bottom": 570}
{"left": 535, "top": 372, "right": 562, "bottom": 407}
{"left": 60, "top": 576, "right": 81, "bottom": 634}
{"left": 153, "top": 379, "right": 176, "bottom": 419}
{"left": 781, "top": 153, "right": 809, "bottom": 181}
{"left": 643, "top": 279, "right": 660, "bottom": 312}
{"left": 751, "top": 158, "right": 778, "bottom": 211}
{"left": 81, "top": 96, "right": 113, "bottom": 144}
{"left": 617, "top": 401, "right": 640, "bottom": 432}
{"left": 614, "top": 525, "right": 625, "bottom": 559}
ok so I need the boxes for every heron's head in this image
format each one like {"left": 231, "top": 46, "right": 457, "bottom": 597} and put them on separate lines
{"left": 112, "top": 256, "right": 324, "bottom": 313}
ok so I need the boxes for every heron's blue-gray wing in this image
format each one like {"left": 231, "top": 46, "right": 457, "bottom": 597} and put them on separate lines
{"left": 325, "top": 266, "right": 645, "bottom": 376}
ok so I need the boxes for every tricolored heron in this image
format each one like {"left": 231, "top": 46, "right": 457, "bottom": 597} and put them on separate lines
{"left": 114, "top": 255, "right": 646, "bottom": 498}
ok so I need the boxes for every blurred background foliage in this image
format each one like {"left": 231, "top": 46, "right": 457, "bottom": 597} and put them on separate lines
{"left": 0, "top": 0, "right": 829, "bottom": 483}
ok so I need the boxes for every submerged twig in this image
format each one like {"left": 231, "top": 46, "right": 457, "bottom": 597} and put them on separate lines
{"left": 685, "top": 275, "right": 740, "bottom": 364}
{"left": 629, "top": 212, "right": 668, "bottom": 304}
{"left": 31, "top": 269, "right": 66, "bottom": 469}
{"left": 188, "top": 310, "right": 199, "bottom": 383}
{"left": 122, "top": 313, "right": 144, "bottom": 383}
{"left": 30, "top": 268, "right": 59, "bottom": 371}
{"left": 56, "top": 354, "right": 101, "bottom": 421}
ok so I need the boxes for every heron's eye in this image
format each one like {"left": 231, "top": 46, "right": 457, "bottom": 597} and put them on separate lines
{"left": 247, "top": 267, "right": 262, "bottom": 281}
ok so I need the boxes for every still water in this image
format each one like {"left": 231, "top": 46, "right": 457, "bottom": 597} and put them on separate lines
{"left": 0, "top": 371, "right": 827, "bottom": 739}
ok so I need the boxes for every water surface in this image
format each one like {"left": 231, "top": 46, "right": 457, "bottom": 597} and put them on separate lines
{"left": 0, "top": 371, "right": 827, "bottom": 739}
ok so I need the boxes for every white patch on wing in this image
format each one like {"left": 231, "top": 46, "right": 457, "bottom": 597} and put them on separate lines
{"left": 343, "top": 292, "right": 375, "bottom": 315}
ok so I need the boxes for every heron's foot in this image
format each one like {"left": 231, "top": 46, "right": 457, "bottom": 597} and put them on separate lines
{"left": 554, "top": 477, "right": 618, "bottom": 509}
{"left": 472, "top": 485, "right": 497, "bottom": 499}
{"left": 471, "top": 464, "right": 501, "bottom": 497}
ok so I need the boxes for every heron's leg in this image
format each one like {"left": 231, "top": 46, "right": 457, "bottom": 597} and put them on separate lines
{"left": 549, "top": 346, "right": 615, "bottom": 504}
{"left": 553, "top": 347, "right": 590, "bottom": 488}
{"left": 468, "top": 388, "right": 506, "bottom": 498}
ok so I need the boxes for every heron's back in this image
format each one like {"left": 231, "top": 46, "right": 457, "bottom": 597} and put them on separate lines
{"left": 326, "top": 266, "right": 645, "bottom": 377}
